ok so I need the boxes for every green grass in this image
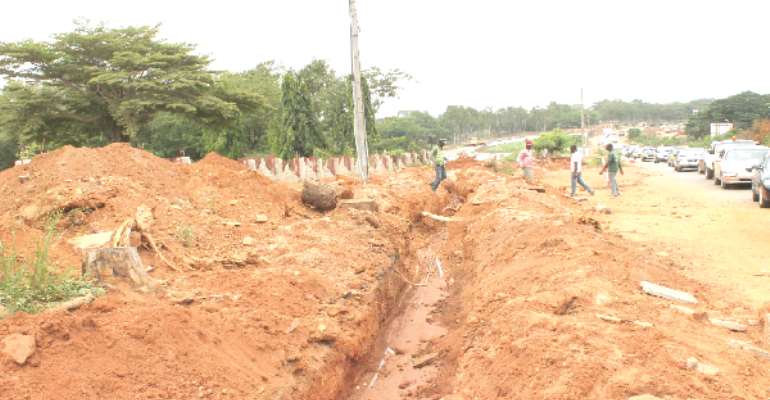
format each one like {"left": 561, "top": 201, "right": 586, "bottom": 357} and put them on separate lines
{"left": 0, "top": 212, "right": 98, "bottom": 315}
{"left": 478, "top": 142, "right": 524, "bottom": 154}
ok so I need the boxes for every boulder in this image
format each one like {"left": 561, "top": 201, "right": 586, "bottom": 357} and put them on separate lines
{"left": 301, "top": 181, "right": 337, "bottom": 212}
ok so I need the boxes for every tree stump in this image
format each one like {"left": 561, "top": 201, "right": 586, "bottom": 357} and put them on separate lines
{"left": 301, "top": 181, "right": 337, "bottom": 212}
{"left": 82, "top": 247, "right": 155, "bottom": 290}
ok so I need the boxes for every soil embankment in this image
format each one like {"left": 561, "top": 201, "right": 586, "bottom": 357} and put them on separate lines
{"left": 3, "top": 148, "right": 770, "bottom": 399}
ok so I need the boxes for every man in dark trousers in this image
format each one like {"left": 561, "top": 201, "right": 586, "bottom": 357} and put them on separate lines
{"left": 570, "top": 144, "right": 594, "bottom": 196}
{"left": 600, "top": 143, "right": 624, "bottom": 196}
{"left": 431, "top": 139, "right": 447, "bottom": 191}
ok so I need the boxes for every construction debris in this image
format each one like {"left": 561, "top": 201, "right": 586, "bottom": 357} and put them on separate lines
{"left": 709, "top": 318, "right": 748, "bottom": 332}
{"left": 727, "top": 339, "right": 770, "bottom": 360}
{"left": 640, "top": 281, "right": 697, "bottom": 304}
{"left": 421, "top": 211, "right": 464, "bottom": 222}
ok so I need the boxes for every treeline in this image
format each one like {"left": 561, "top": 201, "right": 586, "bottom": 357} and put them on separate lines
{"left": 685, "top": 91, "right": 770, "bottom": 139}
{"left": 379, "top": 99, "right": 711, "bottom": 147}
{"left": 0, "top": 23, "right": 408, "bottom": 168}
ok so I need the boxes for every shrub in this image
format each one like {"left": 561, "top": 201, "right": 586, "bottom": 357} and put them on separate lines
{"left": 0, "top": 213, "right": 98, "bottom": 314}
{"left": 533, "top": 130, "right": 581, "bottom": 156}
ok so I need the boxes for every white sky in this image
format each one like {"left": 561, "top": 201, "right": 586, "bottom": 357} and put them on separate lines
{"left": 1, "top": 0, "right": 769, "bottom": 117}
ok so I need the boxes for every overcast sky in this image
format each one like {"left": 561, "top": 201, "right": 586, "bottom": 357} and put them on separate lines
{"left": 1, "top": 0, "right": 768, "bottom": 117}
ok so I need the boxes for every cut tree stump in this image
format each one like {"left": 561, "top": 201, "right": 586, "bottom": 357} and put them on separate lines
{"left": 302, "top": 181, "right": 337, "bottom": 212}
{"left": 82, "top": 247, "right": 155, "bottom": 290}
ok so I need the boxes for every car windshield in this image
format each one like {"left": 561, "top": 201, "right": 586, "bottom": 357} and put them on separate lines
{"left": 725, "top": 149, "right": 768, "bottom": 161}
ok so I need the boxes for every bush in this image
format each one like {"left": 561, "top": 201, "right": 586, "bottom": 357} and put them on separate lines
{"left": 533, "top": 130, "right": 581, "bottom": 156}
{"left": 0, "top": 213, "right": 98, "bottom": 314}
{"left": 628, "top": 128, "right": 642, "bottom": 140}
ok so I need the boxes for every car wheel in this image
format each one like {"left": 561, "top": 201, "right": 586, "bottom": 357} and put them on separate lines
{"left": 752, "top": 185, "right": 759, "bottom": 202}
{"left": 706, "top": 168, "right": 714, "bottom": 179}
{"left": 761, "top": 187, "right": 770, "bottom": 208}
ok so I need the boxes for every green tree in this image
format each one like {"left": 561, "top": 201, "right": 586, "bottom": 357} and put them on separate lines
{"left": 0, "top": 22, "right": 255, "bottom": 143}
{"left": 275, "top": 71, "right": 324, "bottom": 158}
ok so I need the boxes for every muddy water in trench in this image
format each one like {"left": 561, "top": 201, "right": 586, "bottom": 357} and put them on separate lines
{"left": 347, "top": 248, "right": 449, "bottom": 400}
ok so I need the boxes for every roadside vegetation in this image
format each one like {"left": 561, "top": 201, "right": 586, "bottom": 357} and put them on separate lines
{"left": 3, "top": 23, "right": 763, "bottom": 170}
{"left": 478, "top": 142, "right": 523, "bottom": 153}
{"left": 0, "top": 213, "right": 99, "bottom": 314}
{"left": 533, "top": 130, "right": 582, "bottom": 156}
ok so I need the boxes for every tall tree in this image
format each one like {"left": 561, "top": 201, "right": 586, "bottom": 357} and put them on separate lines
{"left": 275, "top": 71, "right": 324, "bottom": 158}
{"left": 0, "top": 22, "right": 254, "bottom": 143}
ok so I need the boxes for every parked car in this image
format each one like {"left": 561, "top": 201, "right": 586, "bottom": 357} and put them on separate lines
{"left": 701, "top": 140, "right": 756, "bottom": 179}
{"left": 673, "top": 149, "right": 705, "bottom": 172}
{"left": 641, "top": 147, "right": 656, "bottom": 162}
{"left": 655, "top": 147, "right": 672, "bottom": 163}
{"left": 632, "top": 147, "right": 643, "bottom": 159}
{"left": 751, "top": 152, "right": 770, "bottom": 207}
{"left": 714, "top": 147, "right": 769, "bottom": 188}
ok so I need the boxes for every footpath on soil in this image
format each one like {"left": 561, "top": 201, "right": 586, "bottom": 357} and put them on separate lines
{"left": 1, "top": 146, "right": 769, "bottom": 400}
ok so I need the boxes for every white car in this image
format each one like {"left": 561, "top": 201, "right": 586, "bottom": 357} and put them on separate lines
{"left": 673, "top": 149, "right": 705, "bottom": 172}
{"left": 715, "top": 147, "right": 770, "bottom": 188}
{"left": 702, "top": 140, "right": 756, "bottom": 179}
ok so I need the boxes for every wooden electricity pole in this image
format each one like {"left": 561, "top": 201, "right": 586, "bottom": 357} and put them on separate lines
{"left": 349, "top": 0, "right": 369, "bottom": 182}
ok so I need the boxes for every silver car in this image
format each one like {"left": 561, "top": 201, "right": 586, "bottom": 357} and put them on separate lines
{"left": 674, "top": 149, "right": 705, "bottom": 172}
{"left": 715, "top": 147, "right": 770, "bottom": 188}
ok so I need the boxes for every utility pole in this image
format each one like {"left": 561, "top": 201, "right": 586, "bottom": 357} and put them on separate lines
{"left": 581, "top": 88, "right": 588, "bottom": 151}
{"left": 580, "top": 88, "right": 586, "bottom": 130}
{"left": 349, "top": 0, "right": 369, "bottom": 182}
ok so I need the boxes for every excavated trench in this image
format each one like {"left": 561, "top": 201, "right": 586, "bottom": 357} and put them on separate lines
{"left": 342, "top": 238, "right": 452, "bottom": 400}
{"left": 331, "top": 184, "right": 473, "bottom": 400}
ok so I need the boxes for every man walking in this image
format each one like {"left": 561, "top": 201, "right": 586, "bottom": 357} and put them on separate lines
{"left": 431, "top": 139, "right": 447, "bottom": 191}
{"left": 570, "top": 144, "right": 594, "bottom": 196}
{"left": 599, "top": 143, "right": 623, "bottom": 196}
{"left": 518, "top": 139, "right": 535, "bottom": 182}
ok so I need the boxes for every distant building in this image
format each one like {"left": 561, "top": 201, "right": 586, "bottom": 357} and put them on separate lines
{"left": 710, "top": 122, "right": 733, "bottom": 137}
{"left": 397, "top": 110, "right": 418, "bottom": 118}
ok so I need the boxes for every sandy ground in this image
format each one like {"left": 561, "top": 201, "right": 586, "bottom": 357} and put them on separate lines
{"left": 542, "top": 158, "right": 770, "bottom": 309}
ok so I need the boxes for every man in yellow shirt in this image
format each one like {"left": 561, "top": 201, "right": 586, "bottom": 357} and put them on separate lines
{"left": 431, "top": 139, "right": 447, "bottom": 191}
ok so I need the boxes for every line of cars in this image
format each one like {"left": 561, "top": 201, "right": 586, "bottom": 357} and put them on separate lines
{"left": 628, "top": 140, "right": 770, "bottom": 207}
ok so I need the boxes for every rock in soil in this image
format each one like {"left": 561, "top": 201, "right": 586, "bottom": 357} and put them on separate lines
{"left": 2, "top": 334, "right": 36, "bottom": 365}
{"left": 301, "top": 181, "right": 337, "bottom": 212}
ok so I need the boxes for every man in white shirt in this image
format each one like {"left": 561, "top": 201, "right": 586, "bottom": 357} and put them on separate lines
{"left": 570, "top": 144, "right": 594, "bottom": 196}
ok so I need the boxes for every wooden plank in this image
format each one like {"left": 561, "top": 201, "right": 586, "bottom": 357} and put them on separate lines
{"left": 709, "top": 318, "right": 748, "bottom": 332}
{"left": 640, "top": 281, "right": 697, "bottom": 304}
{"left": 421, "top": 211, "right": 464, "bottom": 223}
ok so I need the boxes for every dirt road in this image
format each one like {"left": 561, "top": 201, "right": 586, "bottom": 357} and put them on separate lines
{"left": 544, "top": 159, "right": 770, "bottom": 309}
